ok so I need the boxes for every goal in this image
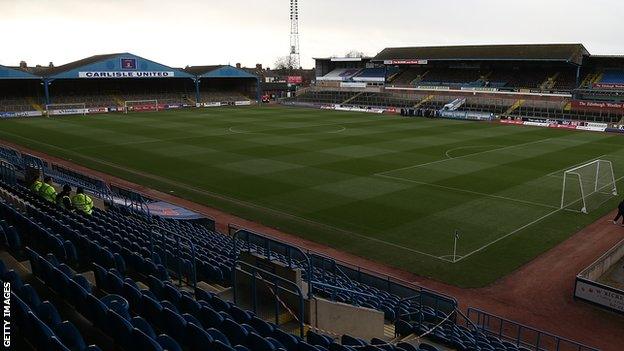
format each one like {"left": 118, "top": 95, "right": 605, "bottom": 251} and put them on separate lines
{"left": 124, "top": 100, "right": 159, "bottom": 114}
{"left": 45, "top": 103, "right": 87, "bottom": 116}
{"left": 560, "top": 159, "right": 618, "bottom": 214}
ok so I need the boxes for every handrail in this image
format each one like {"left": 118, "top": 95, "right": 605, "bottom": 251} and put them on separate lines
{"left": 307, "top": 249, "right": 458, "bottom": 305}
{"left": 466, "top": 307, "right": 600, "bottom": 351}
{"left": 232, "top": 229, "right": 313, "bottom": 298}
{"left": 150, "top": 223, "right": 197, "bottom": 289}
{"left": 233, "top": 260, "right": 305, "bottom": 337}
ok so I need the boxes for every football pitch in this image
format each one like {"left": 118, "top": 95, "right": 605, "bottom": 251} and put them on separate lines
{"left": 1, "top": 105, "right": 624, "bottom": 287}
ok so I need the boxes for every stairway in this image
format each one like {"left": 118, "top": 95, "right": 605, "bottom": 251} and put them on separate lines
{"left": 540, "top": 72, "right": 560, "bottom": 90}
{"left": 411, "top": 70, "right": 430, "bottom": 85}
{"left": 413, "top": 95, "right": 434, "bottom": 108}
{"left": 112, "top": 95, "right": 125, "bottom": 106}
{"left": 28, "top": 97, "right": 44, "bottom": 112}
{"left": 504, "top": 99, "right": 525, "bottom": 116}
{"left": 579, "top": 73, "right": 597, "bottom": 88}
{"left": 341, "top": 91, "right": 364, "bottom": 105}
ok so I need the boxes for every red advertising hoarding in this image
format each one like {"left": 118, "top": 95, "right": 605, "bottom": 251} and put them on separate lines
{"left": 287, "top": 76, "right": 303, "bottom": 84}
{"left": 593, "top": 83, "right": 624, "bottom": 90}
{"left": 571, "top": 100, "right": 624, "bottom": 113}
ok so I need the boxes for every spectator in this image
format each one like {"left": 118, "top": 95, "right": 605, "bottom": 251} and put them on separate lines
{"left": 30, "top": 176, "right": 43, "bottom": 192}
{"left": 613, "top": 199, "right": 624, "bottom": 225}
{"left": 38, "top": 176, "right": 57, "bottom": 203}
{"left": 71, "top": 187, "right": 93, "bottom": 215}
{"left": 56, "top": 184, "right": 73, "bottom": 211}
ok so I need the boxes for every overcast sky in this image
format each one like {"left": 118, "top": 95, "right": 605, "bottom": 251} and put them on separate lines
{"left": 1, "top": 0, "right": 623, "bottom": 69}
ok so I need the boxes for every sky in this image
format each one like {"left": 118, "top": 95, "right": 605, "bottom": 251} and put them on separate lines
{"left": 1, "top": 0, "right": 623, "bottom": 69}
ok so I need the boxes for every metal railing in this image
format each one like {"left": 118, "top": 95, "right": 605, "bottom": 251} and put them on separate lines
{"left": 233, "top": 261, "right": 305, "bottom": 337}
{"left": 467, "top": 308, "right": 600, "bottom": 351}
{"left": 232, "top": 229, "right": 313, "bottom": 298}
{"left": 150, "top": 224, "right": 197, "bottom": 289}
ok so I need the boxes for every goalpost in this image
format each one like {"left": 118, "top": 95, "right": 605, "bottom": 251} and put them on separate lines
{"left": 45, "top": 103, "right": 87, "bottom": 116}
{"left": 124, "top": 100, "right": 159, "bottom": 114}
{"left": 560, "top": 159, "right": 618, "bottom": 214}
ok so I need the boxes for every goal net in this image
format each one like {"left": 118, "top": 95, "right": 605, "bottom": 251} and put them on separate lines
{"left": 560, "top": 159, "right": 618, "bottom": 213}
{"left": 124, "top": 100, "right": 159, "bottom": 114}
{"left": 45, "top": 103, "right": 87, "bottom": 116}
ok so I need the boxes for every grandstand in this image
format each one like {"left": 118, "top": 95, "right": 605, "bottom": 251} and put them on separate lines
{"left": 289, "top": 44, "right": 624, "bottom": 125}
{"left": 0, "top": 54, "right": 258, "bottom": 117}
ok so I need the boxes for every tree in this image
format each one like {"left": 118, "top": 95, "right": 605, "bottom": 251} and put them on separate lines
{"left": 274, "top": 56, "right": 296, "bottom": 70}
{"left": 344, "top": 50, "right": 366, "bottom": 58}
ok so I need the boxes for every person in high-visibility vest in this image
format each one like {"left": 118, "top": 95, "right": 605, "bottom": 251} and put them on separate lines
{"left": 30, "top": 177, "right": 43, "bottom": 192}
{"left": 38, "top": 176, "right": 57, "bottom": 203}
{"left": 72, "top": 187, "right": 93, "bottom": 215}
{"left": 56, "top": 184, "right": 74, "bottom": 211}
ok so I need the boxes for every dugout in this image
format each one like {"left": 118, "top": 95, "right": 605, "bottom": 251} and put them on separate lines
{"left": 0, "top": 64, "right": 43, "bottom": 114}
{"left": 184, "top": 65, "right": 259, "bottom": 104}
{"left": 39, "top": 53, "right": 196, "bottom": 109}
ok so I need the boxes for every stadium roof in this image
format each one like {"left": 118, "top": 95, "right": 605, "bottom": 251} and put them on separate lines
{"left": 184, "top": 65, "right": 258, "bottom": 79}
{"left": 0, "top": 64, "right": 41, "bottom": 79}
{"left": 373, "top": 44, "right": 589, "bottom": 65}
{"left": 38, "top": 53, "right": 195, "bottom": 79}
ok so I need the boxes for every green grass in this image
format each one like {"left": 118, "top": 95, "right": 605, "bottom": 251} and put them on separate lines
{"left": 1, "top": 105, "right": 623, "bottom": 287}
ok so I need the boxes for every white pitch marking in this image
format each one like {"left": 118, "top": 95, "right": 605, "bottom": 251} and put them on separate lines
{"left": 444, "top": 145, "right": 502, "bottom": 159}
{"left": 377, "top": 137, "right": 556, "bottom": 176}
{"left": 375, "top": 173, "right": 559, "bottom": 210}
{"left": 452, "top": 173, "right": 624, "bottom": 263}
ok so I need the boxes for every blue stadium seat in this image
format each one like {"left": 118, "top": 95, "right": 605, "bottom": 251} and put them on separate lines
{"left": 37, "top": 301, "right": 62, "bottom": 328}
{"left": 156, "top": 334, "right": 183, "bottom": 351}
{"left": 2, "top": 225, "right": 21, "bottom": 250}
{"left": 162, "top": 307, "right": 187, "bottom": 342}
{"left": 82, "top": 294, "right": 108, "bottom": 328}
{"left": 249, "top": 316, "right": 274, "bottom": 337}
{"left": 131, "top": 316, "right": 157, "bottom": 340}
{"left": 4, "top": 270, "right": 24, "bottom": 290}
{"left": 206, "top": 328, "right": 231, "bottom": 347}
{"left": 179, "top": 293, "right": 201, "bottom": 315}
{"left": 54, "top": 321, "right": 87, "bottom": 351}
{"left": 341, "top": 335, "right": 367, "bottom": 347}
{"left": 64, "top": 240, "right": 79, "bottom": 265}
{"left": 141, "top": 294, "right": 164, "bottom": 329}
{"left": 28, "top": 311, "right": 55, "bottom": 350}
{"left": 273, "top": 329, "right": 300, "bottom": 351}
{"left": 229, "top": 305, "right": 252, "bottom": 323}
{"left": 19, "top": 284, "right": 42, "bottom": 309}
{"left": 182, "top": 313, "right": 203, "bottom": 328}
{"left": 186, "top": 322, "right": 214, "bottom": 351}
{"left": 417, "top": 343, "right": 439, "bottom": 351}
{"left": 131, "top": 328, "right": 164, "bottom": 351}
{"left": 248, "top": 332, "right": 277, "bottom": 351}
{"left": 106, "top": 309, "right": 133, "bottom": 347}
{"left": 199, "top": 306, "right": 224, "bottom": 329}
{"left": 221, "top": 319, "right": 249, "bottom": 345}
{"left": 396, "top": 342, "right": 418, "bottom": 351}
